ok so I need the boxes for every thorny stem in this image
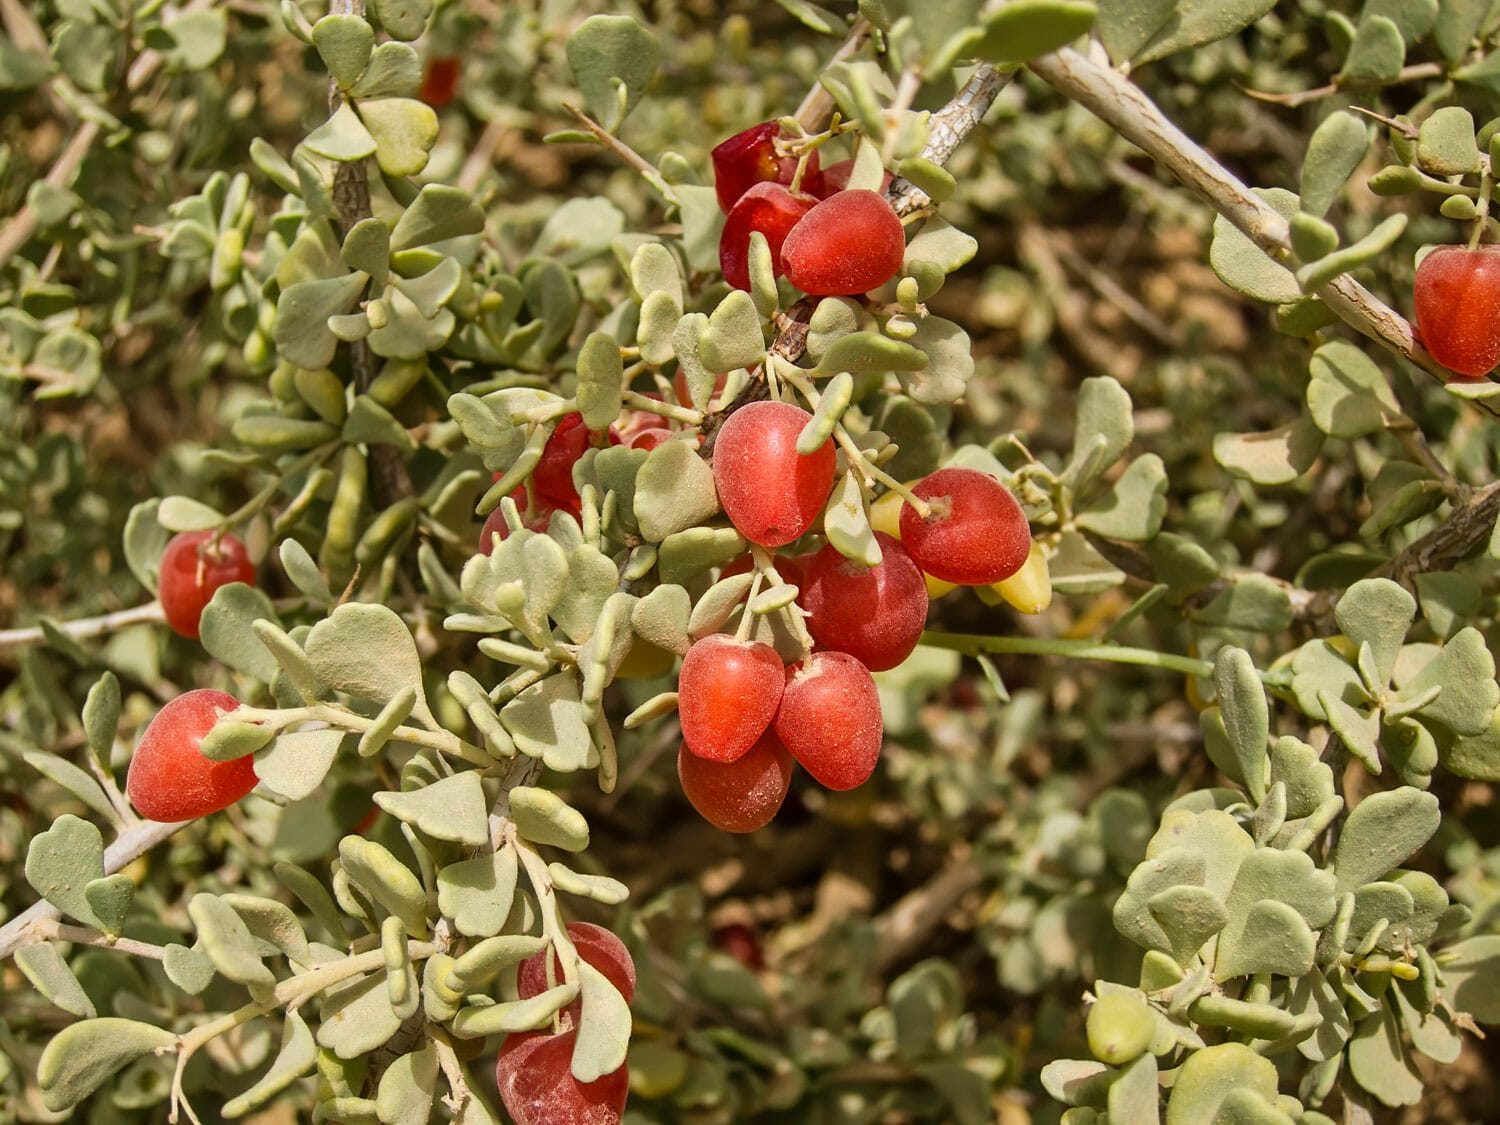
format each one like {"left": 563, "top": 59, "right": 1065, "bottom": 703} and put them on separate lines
{"left": 1027, "top": 47, "right": 1500, "bottom": 421}
{"left": 920, "top": 630, "right": 1293, "bottom": 688}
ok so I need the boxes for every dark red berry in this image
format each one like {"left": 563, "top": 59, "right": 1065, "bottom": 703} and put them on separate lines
{"left": 159, "top": 530, "right": 257, "bottom": 640}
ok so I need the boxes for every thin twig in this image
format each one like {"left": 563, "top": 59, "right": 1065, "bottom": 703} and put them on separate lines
{"left": 0, "top": 601, "right": 166, "bottom": 655}
{"left": 560, "top": 103, "right": 677, "bottom": 204}
{"left": 1240, "top": 62, "right": 1445, "bottom": 109}
{"left": 1027, "top": 47, "right": 1500, "bottom": 421}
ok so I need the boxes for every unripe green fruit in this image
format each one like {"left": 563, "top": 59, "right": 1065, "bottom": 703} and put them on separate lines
{"left": 1086, "top": 991, "right": 1155, "bottom": 1065}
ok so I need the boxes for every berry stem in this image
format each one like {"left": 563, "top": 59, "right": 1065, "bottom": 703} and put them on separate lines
{"left": 734, "top": 568, "right": 766, "bottom": 642}
{"left": 752, "top": 544, "right": 816, "bottom": 658}
{"left": 1471, "top": 170, "right": 1494, "bottom": 251}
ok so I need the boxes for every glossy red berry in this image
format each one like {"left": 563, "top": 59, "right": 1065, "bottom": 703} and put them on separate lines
{"left": 782, "top": 190, "right": 906, "bottom": 296}
{"left": 126, "top": 690, "right": 258, "bottom": 821}
{"left": 534, "top": 413, "right": 620, "bottom": 516}
{"left": 899, "top": 469, "right": 1031, "bottom": 586}
{"left": 773, "top": 652, "right": 883, "bottom": 791}
{"left": 677, "top": 731, "right": 795, "bottom": 833}
{"left": 1413, "top": 245, "right": 1500, "bottom": 379}
{"left": 517, "top": 922, "right": 636, "bottom": 1003}
{"left": 719, "top": 182, "right": 817, "bottom": 291}
{"left": 712, "top": 401, "right": 836, "bottom": 548}
{"left": 496, "top": 1028, "right": 628, "bottom": 1125}
{"left": 712, "top": 121, "right": 822, "bottom": 213}
{"left": 801, "top": 533, "right": 928, "bottom": 672}
{"left": 418, "top": 56, "right": 461, "bottom": 108}
{"left": 678, "top": 634, "right": 784, "bottom": 763}
{"left": 158, "top": 530, "right": 257, "bottom": 640}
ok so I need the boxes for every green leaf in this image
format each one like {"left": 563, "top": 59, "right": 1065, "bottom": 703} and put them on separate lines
{"left": 1212, "top": 416, "right": 1323, "bottom": 485}
{"left": 1163, "top": 1042, "right": 1278, "bottom": 1125}
{"left": 305, "top": 603, "right": 435, "bottom": 727}
{"left": 902, "top": 216, "right": 978, "bottom": 274}
{"left": 162, "top": 8, "right": 227, "bottom": 70}
{"left": 437, "top": 847, "right": 518, "bottom": 938}
{"left": 500, "top": 674, "right": 599, "bottom": 772}
{"left": 339, "top": 836, "right": 428, "bottom": 936}
{"left": 548, "top": 862, "right": 629, "bottom": 904}
{"left": 823, "top": 470, "right": 882, "bottom": 569}
{"left": 1213, "top": 647, "right": 1270, "bottom": 802}
{"left": 375, "top": 1045, "right": 438, "bottom": 1125}
{"left": 37, "top": 1018, "right": 176, "bottom": 1112}
{"left": 1339, "top": 14, "right": 1404, "bottom": 83}
{"left": 303, "top": 101, "right": 377, "bottom": 163}
{"left": 359, "top": 98, "right": 438, "bottom": 177}
{"left": 1049, "top": 528, "right": 1125, "bottom": 594}
{"left": 1394, "top": 628, "right": 1499, "bottom": 737}
{"left": 509, "top": 786, "right": 590, "bottom": 851}
{"left": 1065, "top": 376, "right": 1133, "bottom": 486}
{"left": 1436, "top": 0, "right": 1490, "bottom": 63}
{"left": 0, "top": 37, "right": 49, "bottom": 90}
{"left": 576, "top": 331, "right": 623, "bottom": 431}
{"left": 1417, "top": 106, "right": 1482, "bottom": 176}
{"left": 318, "top": 972, "right": 402, "bottom": 1058}
{"left": 201, "top": 584, "right": 283, "bottom": 684}
{"left": 163, "top": 942, "right": 216, "bottom": 994}
{"left": 535, "top": 197, "right": 626, "bottom": 266}
{"left": 633, "top": 439, "right": 720, "bottom": 542}
{"left": 188, "top": 893, "right": 276, "bottom": 987}
{"left": 223, "top": 1010, "right": 318, "bottom": 1118}
{"left": 1348, "top": 1005, "right": 1424, "bottom": 1107}
{"left": 368, "top": 0, "right": 431, "bottom": 40}
{"left": 450, "top": 983, "right": 579, "bottom": 1038}
{"left": 1331, "top": 788, "right": 1440, "bottom": 895}
{"left": 1440, "top": 935, "right": 1500, "bottom": 1022}
{"left": 313, "top": 15, "right": 373, "bottom": 89}
{"left": 390, "top": 185, "right": 484, "bottom": 251}
{"left": 1295, "top": 213, "right": 1408, "bottom": 292}
{"left": 1189, "top": 574, "right": 1293, "bottom": 633}
{"left": 16, "top": 942, "right": 96, "bottom": 1018}
{"left": 566, "top": 14, "right": 660, "bottom": 131}
{"left": 26, "top": 814, "right": 105, "bottom": 927}
{"left": 1209, "top": 188, "right": 1299, "bottom": 303}
{"left": 24, "top": 752, "right": 117, "bottom": 824}
{"left": 900, "top": 315, "right": 972, "bottom": 405}
{"left": 374, "top": 771, "right": 489, "bottom": 846}
{"left": 971, "top": 0, "right": 1095, "bottom": 64}
{"left": 83, "top": 874, "right": 134, "bottom": 937}
{"left": 572, "top": 960, "right": 632, "bottom": 1082}
{"left": 699, "top": 290, "right": 765, "bottom": 373}
{"left": 1300, "top": 110, "right": 1369, "bottom": 217}
{"left": 256, "top": 728, "right": 344, "bottom": 802}
{"left": 449, "top": 934, "right": 548, "bottom": 990}
{"left": 350, "top": 41, "right": 422, "bottom": 98}
{"left": 1075, "top": 454, "right": 1167, "bottom": 542}
{"left": 274, "top": 271, "right": 369, "bottom": 369}
{"left": 1145, "top": 885, "right": 1228, "bottom": 964}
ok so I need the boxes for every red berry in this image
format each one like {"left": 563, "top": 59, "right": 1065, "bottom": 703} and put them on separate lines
{"left": 773, "top": 652, "right": 883, "bottom": 791}
{"left": 126, "top": 690, "right": 258, "bottom": 821}
{"left": 710, "top": 922, "right": 766, "bottom": 969}
{"left": 497, "top": 1028, "right": 628, "bottom": 1125}
{"left": 627, "top": 427, "right": 677, "bottom": 452}
{"left": 719, "top": 182, "right": 817, "bottom": 291}
{"left": 478, "top": 486, "right": 550, "bottom": 555}
{"left": 677, "top": 732, "right": 795, "bottom": 833}
{"left": 672, "top": 369, "right": 728, "bottom": 410}
{"left": 158, "top": 530, "right": 257, "bottom": 640}
{"left": 419, "top": 56, "right": 461, "bottom": 108}
{"left": 899, "top": 469, "right": 1031, "bottom": 586}
{"left": 1413, "top": 245, "right": 1500, "bottom": 379}
{"left": 816, "top": 159, "right": 893, "bottom": 198}
{"left": 711, "top": 121, "right": 822, "bottom": 213}
{"left": 534, "top": 413, "right": 620, "bottom": 516}
{"left": 801, "top": 533, "right": 927, "bottom": 672}
{"left": 712, "top": 401, "right": 836, "bottom": 548}
{"left": 782, "top": 190, "right": 906, "bottom": 296}
{"left": 678, "top": 634, "right": 784, "bottom": 763}
{"left": 517, "top": 922, "right": 636, "bottom": 1003}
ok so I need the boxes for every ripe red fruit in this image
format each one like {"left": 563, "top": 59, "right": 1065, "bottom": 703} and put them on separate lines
{"left": 801, "top": 533, "right": 928, "bottom": 672}
{"left": 126, "top": 689, "right": 258, "bottom": 821}
{"left": 517, "top": 922, "right": 636, "bottom": 1003}
{"left": 899, "top": 468, "right": 1031, "bottom": 586}
{"left": 719, "top": 182, "right": 817, "bottom": 291}
{"left": 418, "top": 56, "right": 461, "bottom": 108}
{"left": 497, "top": 1028, "right": 628, "bottom": 1125}
{"left": 1413, "top": 245, "right": 1500, "bottom": 379}
{"left": 534, "top": 413, "right": 620, "bottom": 516}
{"left": 773, "top": 652, "right": 883, "bottom": 791}
{"left": 678, "top": 634, "right": 785, "bottom": 763}
{"left": 712, "top": 121, "right": 822, "bottom": 213}
{"left": 677, "top": 732, "right": 795, "bottom": 833}
{"left": 712, "top": 401, "right": 836, "bottom": 548}
{"left": 711, "top": 921, "right": 766, "bottom": 969}
{"left": 158, "top": 530, "right": 257, "bottom": 640}
{"left": 782, "top": 190, "right": 906, "bottom": 296}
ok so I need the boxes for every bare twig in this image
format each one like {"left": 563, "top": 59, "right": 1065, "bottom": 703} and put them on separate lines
{"left": 872, "top": 851, "right": 983, "bottom": 973}
{"left": 1240, "top": 62, "right": 1445, "bottom": 109}
{"left": 1027, "top": 47, "right": 1500, "bottom": 420}
{"left": 0, "top": 601, "right": 166, "bottom": 655}
{"left": 560, "top": 102, "right": 677, "bottom": 204}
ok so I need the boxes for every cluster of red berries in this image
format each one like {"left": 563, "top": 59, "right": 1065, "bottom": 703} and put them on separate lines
{"left": 497, "top": 922, "right": 635, "bottom": 1125}
{"left": 677, "top": 400, "right": 1031, "bottom": 832}
{"left": 713, "top": 121, "right": 906, "bottom": 296}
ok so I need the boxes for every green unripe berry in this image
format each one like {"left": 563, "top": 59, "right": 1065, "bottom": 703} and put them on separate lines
{"left": 1086, "top": 991, "right": 1155, "bottom": 1065}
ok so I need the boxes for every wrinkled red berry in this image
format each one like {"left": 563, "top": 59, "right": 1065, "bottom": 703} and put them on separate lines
{"left": 518, "top": 922, "right": 636, "bottom": 1003}
{"left": 720, "top": 182, "right": 817, "bottom": 291}
{"left": 712, "top": 121, "right": 822, "bottom": 213}
{"left": 712, "top": 401, "right": 836, "bottom": 548}
{"left": 496, "top": 1028, "right": 628, "bottom": 1125}
{"left": 801, "top": 533, "right": 928, "bottom": 672}
{"left": 1413, "top": 245, "right": 1500, "bottom": 379}
{"left": 899, "top": 469, "right": 1031, "bottom": 585}
{"left": 782, "top": 190, "right": 906, "bottom": 296}
{"left": 159, "top": 530, "right": 257, "bottom": 640}
{"left": 678, "top": 732, "right": 795, "bottom": 832}
{"left": 678, "top": 634, "right": 785, "bottom": 763}
{"left": 773, "top": 652, "right": 883, "bottom": 791}
{"left": 127, "top": 690, "right": 258, "bottom": 821}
